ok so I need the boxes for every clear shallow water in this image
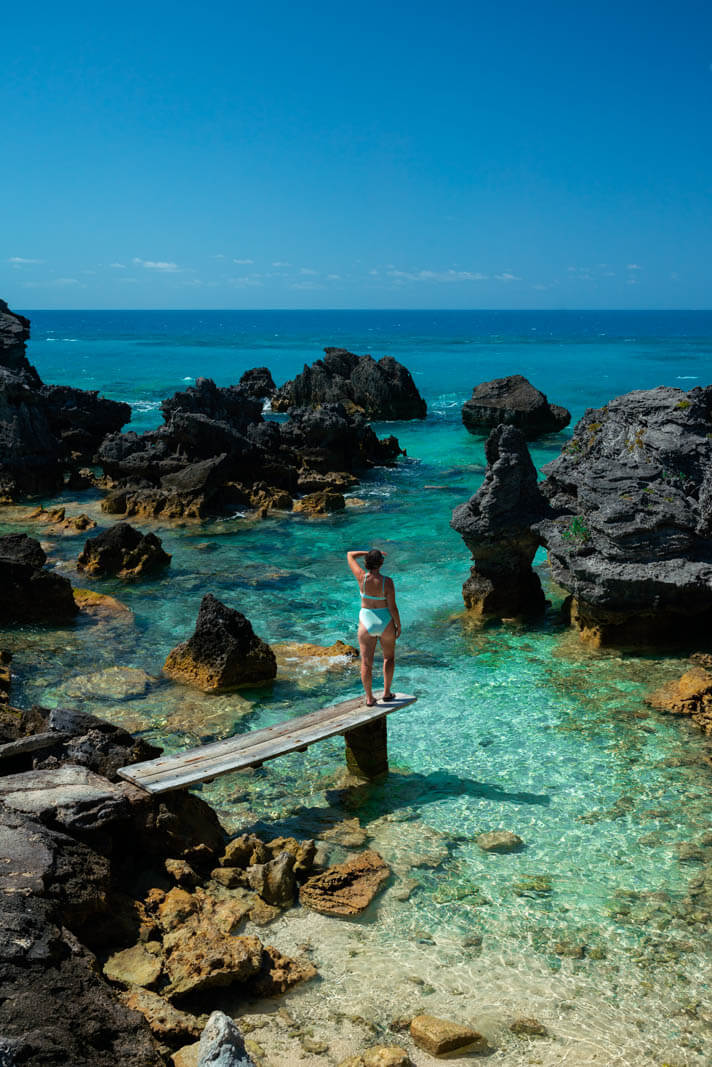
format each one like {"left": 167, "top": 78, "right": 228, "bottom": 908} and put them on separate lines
{"left": 5, "top": 310, "right": 712, "bottom": 1064}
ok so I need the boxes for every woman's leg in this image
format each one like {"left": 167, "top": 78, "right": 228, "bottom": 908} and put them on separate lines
{"left": 358, "top": 623, "right": 378, "bottom": 705}
{"left": 379, "top": 622, "right": 396, "bottom": 700}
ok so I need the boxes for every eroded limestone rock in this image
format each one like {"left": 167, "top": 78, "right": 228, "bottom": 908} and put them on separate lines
{"left": 409, "top": 1014, "right": 488, "bottom": 1056}
{"left": 300, "top": 849, "right": 390, "bottom": 916}
{"left": 164, "top": 594, "right": 276, "bottom": 692}
{"left": 462, "top": 374, "right": 570, "bottom": 439}
{"left": 78, "top": 522, "right": 171, "bottom": 578}
{"left": 450, "top": 426, "right": 548, "bottom": 618}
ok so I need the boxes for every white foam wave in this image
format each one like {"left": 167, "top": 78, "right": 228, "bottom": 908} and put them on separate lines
{"left": 131, "top": 400, "right": 161, "bottom": 412}
{"left": 182, "top": 376, "right": 194, "bottom": 381}
{"left": 676, "top": 375, "right": 698, "bottom": 380}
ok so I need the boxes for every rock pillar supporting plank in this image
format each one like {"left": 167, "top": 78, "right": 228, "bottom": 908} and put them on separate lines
{"left": 344, "top": 716, "right": 388, "bottom": 779}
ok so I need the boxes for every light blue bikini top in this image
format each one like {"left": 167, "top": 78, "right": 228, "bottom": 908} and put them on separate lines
{"left": 359, "top": 571, "right": 388, "bottom": 604}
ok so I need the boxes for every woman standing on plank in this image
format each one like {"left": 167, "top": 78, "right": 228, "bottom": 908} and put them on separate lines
{"left": 346, "top": 548, "right": 402, "bottom": 707}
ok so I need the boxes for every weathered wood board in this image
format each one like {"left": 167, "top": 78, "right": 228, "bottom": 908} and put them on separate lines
{"left": 117, "top": 693, "right": 417, "bottom": 794}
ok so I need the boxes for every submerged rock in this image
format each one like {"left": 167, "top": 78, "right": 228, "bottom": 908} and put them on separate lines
{"left": 0, "top": 532, "right": 78, "bottom": 622}
{"left": 450, "top": 425, "right": 548, "bottom": 617}
{"left": 646, "top": 668, "right": 712, "bottom": 734}
{"left": 476, "top": 830, "right": 524, "bottom": 853}
{"left": 163, "top": 594, "right": 277, "bottom": 692}
{"left": 339, "top": 1047, "right": 412, "bottom": 1067}
{"left": 462, "top": 374, "right": 570, "bottom": 439}
{"left": 300, "top": 849, "right": 390, "bottom": 916}
{"left": 272, "top": 347, "right": 427, "bottom": 419}
{"left": 409, "top": 1014, "right": 488, "bottom": 1056}
{"left": 77, "top": 522, "right": 171, "bottom": 578}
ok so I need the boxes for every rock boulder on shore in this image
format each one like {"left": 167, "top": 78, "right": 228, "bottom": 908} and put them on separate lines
{"left": 77, "top": 522, "right": 171, "bottom": 578}
{"left": 164, "top": 594, "right": 277, "bottom": 692}
{"left": 462, "top": 374, "right": 570, "bottom": 439}
{"left": 272, "top": 347, "right": 427, "bottom": 419}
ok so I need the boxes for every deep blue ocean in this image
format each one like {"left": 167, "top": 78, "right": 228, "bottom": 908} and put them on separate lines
{"left": 5, "top": 309, "right": 712, "bottom": 1064}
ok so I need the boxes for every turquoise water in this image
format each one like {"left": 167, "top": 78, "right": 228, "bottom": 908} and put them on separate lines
{"left": 4, "top": 310, "right": 712, "bottom": 1063}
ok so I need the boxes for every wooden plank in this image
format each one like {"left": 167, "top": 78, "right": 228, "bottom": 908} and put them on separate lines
{"left": 118, "top": 693, "right": 416, "bottom": 794}
{"left": 126, "top": 696, "right": 415, "bottom": 793}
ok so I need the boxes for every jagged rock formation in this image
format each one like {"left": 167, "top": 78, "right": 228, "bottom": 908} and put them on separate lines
{"left": 164, "top": 593, "right": 277, "bottom": 691}
{"left": 536, "top": 386, "right": 712, "bottom": 647}
{"left": 98, "top": 377, "right": 401, "bottom": 519}
{"left": 0, "top": 533, "right": 78, "bottom": 622}
{"left": 0, "top": 300, "right": 130, "bottom": 500}
{"left": 238, "top": 366, "right": 276, "bottom": 401}
{"left": 272, "top": 347, "right": 427, "bottom": 420}
{"left": 0, "top": 701, "right": 316, "bottom": 1065}
{"left": 77, "top": 523, "right": 171, "bottom": 578}
{"left": 462, "top": 374, "right": 570, "bottom": 439}
{"left": 453, "top": 385, "right": 712, "bottom": 648}
{"left": 450, "top": 425, "right": 548, "bottom": 617}
{"left": 299, "top": 850, "right": 390, "bottom": 916}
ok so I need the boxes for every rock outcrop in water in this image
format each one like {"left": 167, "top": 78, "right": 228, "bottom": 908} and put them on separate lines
{"left": 98, "top": 377, "right": 401, "bottom": 519}
{"left": 0, "top": 533, "right": 78, "bottom": 622}
{"left": 272, "top": 347, "right": 427, "bottom": 420}
{"left": 77, "top": 523, "right": 171, "bottom": 578}
{"left": 163, "top": 593, "right": 277, "bottom": 691}
{"left": 536, "top": 386, "right": 712, "bottom": 647}
{"left": 453, "top": 385, "right": 712, "bottom": 648}
{"left": 238, "top": 366, "right": 276, "bottom": 401}
{"left": 0, "top": 299, "right": 130, "bottom": 500}
{"left": 450, "top": 425, "right": 548, "bottom": 617}
{"left": 462, "top": 374, "right": 570, "bottom": 439}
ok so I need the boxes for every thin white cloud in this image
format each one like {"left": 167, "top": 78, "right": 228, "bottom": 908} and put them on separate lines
{"left": 213, "top": 254, "right": 226, "bottom": 260}
{"left": 271, "top": 261, "right": 291, "bottom": 267}
{"left": 233, "top": 258, "right": 254, "bottom": 265}
{"left": 627, "top": 263, "right": 642, "bottom": 270}
{"left": 24, "top": 277, "right": 83, "bottom": 288}
{"left": 290, "top": 280, "right": 324, "bottom": 291}
{"left": 387, "top": 268, "right": 488, "bottom": 283}
{"left": 110, "top": 262, "right": 127, "bottom": 269}
{"left": 299, "top": 267, "right": 318, "bottom": 276}
{"left": 326, "top": 274, "right": 341, "bottom": 281}
{"left": 494, "top": 272, "right": 522, "bottom": 282}
{"left": 229, "top": 275, "right": 264, "bottom": 288}
{"left": 8, "top": 256, "right": 44, "bottom": 265}
{"left": 132, "top": 257, "right": 180, "bottom": 272}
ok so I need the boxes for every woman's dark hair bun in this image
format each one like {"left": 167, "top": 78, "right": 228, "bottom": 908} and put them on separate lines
{"left": 365, "top": 548, "right": 384, "bottom": 570}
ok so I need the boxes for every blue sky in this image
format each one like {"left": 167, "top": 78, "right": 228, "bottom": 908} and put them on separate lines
{"left": 2, "top": 1, "right": 711, "bottom": 309}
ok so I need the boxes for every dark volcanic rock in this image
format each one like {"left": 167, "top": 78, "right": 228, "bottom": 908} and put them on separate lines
{"left": 272, "top": 347, "right": 427, "bottom": 419}
{"left": 0, "top": 533, "right": 78, "bottom": 622}
{"left": 451, "top": 426, "right": 548, "bottom": 617}
{"left": 0, "top": 300, "right": 129, "bottom": 500}
{"left": 77, "top": 523, "right": 171, "bottom": 578}
{"left": 535, "top": 386, "right": 712, "bottom": 646}
{"left": 462, "top": 374, "right": 570, "bottom": 439}
{"left": 238, "top": 366, "right": 277, "bottom": 400}
{"left": 164, "top": 593, "right": 277, "bottom": 691}
{"left": 98, "top": 381, "right": 402, "bottom": 520}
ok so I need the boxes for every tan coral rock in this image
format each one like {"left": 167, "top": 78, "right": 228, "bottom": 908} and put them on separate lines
{"left": 339, "top": 1048, "right": 412, "bottom": 1067}
{"left": 246, "top": 851, "right": 296, "bottom": 906}
{"left": 158, "top": 888, "right": 198, "bottom": 931}
{"left": 253, "top": 945, "right": 317, "bottom": 996}
{"left": 646, "top": 667, "right": 712, "bottom": 733}
{"left": 293, "top": 489, "right": 346, "bottom": 515}
{"left": 74, "top": 587, "right": 133, "bottom": 617}
{"left": 264, "top": 835, "right": 316, "bottom": 876}
{"left": 409, "top": 1014, "right": 488, "bottom": 1056}
{"left": 510, "top": 1017, "right": 549, "bottom": 1036}
{"left": 248, "top": 898, "right": 281, "bottom": 925}
{"left": 163, "top": 927, "right": 264, "bottom": 999}
{"left": 120, "top": 988, "right": 203, "bottom": 1042}
{"left": 221, "top": 834, "right": 270, "bottom": 868}
{"left": 103, "top": 942, "right": 163, "bottom": 988}
{"left": 171, "top": 1042, "right": 200, "bottom": 1067}
{"left": 299, "top": 849, "right": 390, "bottom": 916}
{"left": 476, "top": 830, "right": 524, "bottom": 853}
{"left": 165, "top": 858, "right": 200, "bottom": 888}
